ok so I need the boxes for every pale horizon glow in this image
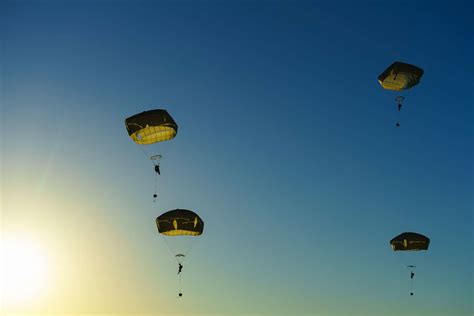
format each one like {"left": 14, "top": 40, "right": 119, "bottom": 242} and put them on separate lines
{"left": 1, "top": 235, "right": 50, "bottom": 307}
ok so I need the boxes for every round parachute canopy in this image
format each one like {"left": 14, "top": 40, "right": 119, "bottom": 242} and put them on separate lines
{"left": 125, "top": 109, "right": 178, "bottom": 145}
{"left": 378, "top": 62, "right": 424, "bottom": 91}
{"left": 156, "top": 209, "right": 204, "bottom": 236}
{"left": 390, "top": 232, "right": 430, "bottom": 251}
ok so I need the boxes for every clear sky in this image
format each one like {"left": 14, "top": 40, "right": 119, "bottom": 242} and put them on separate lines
{"left": 1, "top": 1, "right": 472, "bottom": 315}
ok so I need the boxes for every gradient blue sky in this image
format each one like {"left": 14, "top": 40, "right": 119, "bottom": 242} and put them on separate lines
{"left": 1, "top": 1, "right": 473, "bottom": 315}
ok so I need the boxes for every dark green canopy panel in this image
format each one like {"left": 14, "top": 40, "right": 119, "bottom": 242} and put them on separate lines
{"left": 125, "top": 109, "right": 178, "bottom": 145}
{"left": 390, "top": 232, "right": 430, "bottom": 251}
{"left": 378, "top": 62, "right": 424, "bottom": 91}
{"left": 156, "top": 209, "right": 204, "bottom": 236}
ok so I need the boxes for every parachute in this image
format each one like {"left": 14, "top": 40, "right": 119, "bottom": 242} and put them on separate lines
{"left": 156, "top": 209, "right": 204, "bottom": 236}
{"left": 378, "top": 61, "right": 424, "bottom": 127}
{"left": 390, "top": 232, "right": 430, "bottom": 251}
{"left": 125, "top": 109, "right": 178, "bottom": 144}
{"left": 156, "top": 209, "right": 204, "bottom": 297}
{"left": 125, "top": 109, "right": 178, "bottom": 201}
{"left": 390, "top": 232, "right": 430, "bottom": 295}
{"left": 378, "top": 62, "right": 424, "bottom": 91}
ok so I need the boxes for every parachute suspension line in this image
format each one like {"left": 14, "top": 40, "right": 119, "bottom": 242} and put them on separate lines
{"left": 160, "top": 236, "right": 189, "bottom": 298}
{"left": 160, "top": 234, "right": 202, "bottom": 298}
{"left": 160, "top": 236, "right": 183, "bottom": 297}
{"left": 137, "top": 146, "right": 162, "bottom": 171}
{"left": 391, "top": 249, "right": 413, "bottom": 295}
{"left": 396, "top": 109, "right": 401, "bottom": 127}
{"left": 136, "top": 145, "right": 163, "bottom": 202}
{"left": 159, "top": 236, "right": 196, "bottom": 265}
{"left": 178, "top": 267, "right": 183, "bottom": 297}
{"left": 395, "top": 96, "right": 405, "bottom": 128}
{"left": 157, "top": 237, "right": 183, "bottom": 298}
{"left": 154, "top": 174, "right": 158, "bottom": 203}
{"left": 408, "top": 266, "right": 416, "bottom": 296}
{"left": 137, "top": 145, "right": 152, "bottom": 165}
{"left": 161, "top": 236, "right": 177, "bottom": 259}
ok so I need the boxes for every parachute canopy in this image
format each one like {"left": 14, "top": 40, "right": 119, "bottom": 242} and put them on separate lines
{"left": 156, "top": 209, "right": 204, "bottom": 236}
{"left": 378, "top": 62, "right": 424, "bottom": 91}
{"left": 390, "top": 232, "right": 430, "bottom": 251}
{"left": 125, "top": 109, "right": 178, "bottom": 145}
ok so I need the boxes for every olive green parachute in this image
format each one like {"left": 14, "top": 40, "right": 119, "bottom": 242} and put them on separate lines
{"left": 378, "top": 61, "right": 424, "bottom": 127}
{"left": 156, "top": 209, "right": 204, "bottom": 297}
{"left": 390, "top": 232, "right": 430, "bottom": 295}
{"left": 390, "top": 232, "right": 430, "bottom": 251}
{"left": 125, "top": 109, "right": 178, "bottom": 202}
{"left": 378, "top": 61, "right": 424, "bottom": 91}
{"left": 156, "top": 209, "right": 204, "bottom": 236}
{"left": 125, "top": 109, "right": 178, "bottom": 145}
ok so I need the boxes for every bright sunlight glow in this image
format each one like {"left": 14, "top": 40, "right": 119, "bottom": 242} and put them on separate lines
{"left": 0, "top": 235, "right": 49, "bottom": 306}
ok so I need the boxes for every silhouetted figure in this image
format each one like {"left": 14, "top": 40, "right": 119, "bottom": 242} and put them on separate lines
{"left": 398, "top": 103, "right": 402, "bottom": 111}
{"left": 411, "top": 272, "right": 415, "bottom": 279}
{"left": 178, "top": 263, "right": 183, "bottom": 274}
{"left": 154, "top": 165, "right": 160, "bottom": 175}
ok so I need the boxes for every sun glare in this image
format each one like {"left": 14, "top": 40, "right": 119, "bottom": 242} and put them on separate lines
{"left": 0, "top": 236, "right": 50, "bottom": 306}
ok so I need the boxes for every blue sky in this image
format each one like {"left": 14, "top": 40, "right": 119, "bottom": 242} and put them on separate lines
{"left": 1, "top": 1, "right": 473, "bottom": 315}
